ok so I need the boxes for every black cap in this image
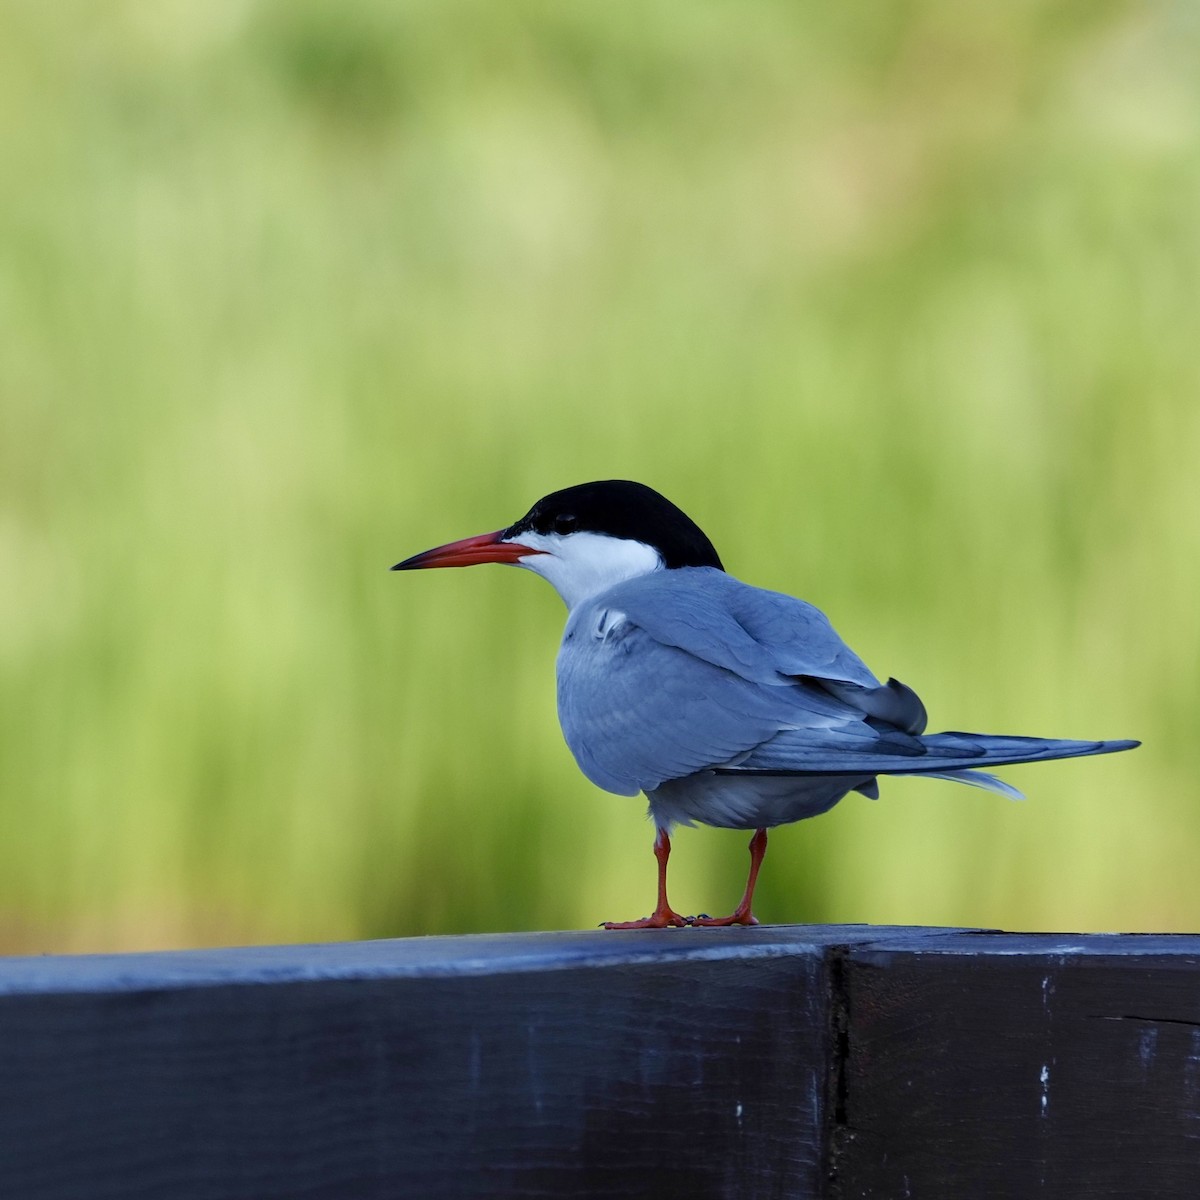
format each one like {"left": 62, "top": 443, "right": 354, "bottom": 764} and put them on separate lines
{"left": 504, "top": 481, "right": 724, "bottom": 571}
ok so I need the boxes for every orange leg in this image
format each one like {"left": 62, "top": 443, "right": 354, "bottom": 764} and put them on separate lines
{"left": 602, "top": 828, "right": 690, "bottom": 930}
{"left": 690, "top": 828, "right": 767, "bottom": 928}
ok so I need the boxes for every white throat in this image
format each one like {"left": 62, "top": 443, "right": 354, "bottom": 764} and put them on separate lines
{"left": 507, "top": 531, "right": 663, "bottom": 611}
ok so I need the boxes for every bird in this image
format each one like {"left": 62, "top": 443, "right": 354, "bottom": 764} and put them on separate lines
{"left": 392, "top": 480, "right": 1138, "bottom": 929}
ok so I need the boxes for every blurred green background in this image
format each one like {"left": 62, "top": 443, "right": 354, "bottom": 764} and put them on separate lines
{"left": 1, "top": 1, "right": 1195, "bottom": 953}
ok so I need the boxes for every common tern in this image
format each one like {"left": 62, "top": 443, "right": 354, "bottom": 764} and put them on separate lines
{"left": 394, "top": 480, "right": 1138, "bottom": 928}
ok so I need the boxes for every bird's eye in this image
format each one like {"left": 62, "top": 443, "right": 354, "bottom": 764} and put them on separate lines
{"left": 553, "top": 513, "right": 578, "bottom": 534}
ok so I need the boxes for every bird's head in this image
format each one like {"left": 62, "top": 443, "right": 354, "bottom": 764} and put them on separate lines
{"left": 392, "top": 480, "right": 724, "bottom": 610}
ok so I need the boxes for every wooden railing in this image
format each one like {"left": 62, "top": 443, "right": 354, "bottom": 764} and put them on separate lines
{"left": 2, "top": 926, "right": 1198, "bottom": 1198}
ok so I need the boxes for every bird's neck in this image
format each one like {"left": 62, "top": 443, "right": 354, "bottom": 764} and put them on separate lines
{"left": 515, "top": 533, "right": 663, "bottom": 611}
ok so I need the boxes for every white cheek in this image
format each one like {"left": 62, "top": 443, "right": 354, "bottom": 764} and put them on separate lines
{"left": 506, "top": 531, "right": 662, "bottom": 610}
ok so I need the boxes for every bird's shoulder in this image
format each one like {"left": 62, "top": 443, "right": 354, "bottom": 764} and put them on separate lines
{"left": 565, "top": 567, "right": 879, "bottom": 689}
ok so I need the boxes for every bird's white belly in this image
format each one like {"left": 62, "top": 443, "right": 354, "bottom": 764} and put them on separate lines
{"left": 647, "top": 771, "right": 873, "bottom": 832}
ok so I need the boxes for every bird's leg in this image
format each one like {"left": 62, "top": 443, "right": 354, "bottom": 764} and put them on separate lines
{"left": 602, "top": 827, "right": 690, "bottom": 930}
{"left": 690, "top": 828, "right": 767, "bottom": 927}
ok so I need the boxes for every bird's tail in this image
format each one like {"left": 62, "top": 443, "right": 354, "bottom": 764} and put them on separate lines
{"left": 720, "top": 731, "right": 1140, "bottom": 783}
{"left": 921, "top": 769, "right": 1026, "bottom": 800}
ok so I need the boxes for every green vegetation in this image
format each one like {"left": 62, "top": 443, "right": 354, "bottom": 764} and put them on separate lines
{"left": 0, "top": 2, "right": 1194, "bottom": 951}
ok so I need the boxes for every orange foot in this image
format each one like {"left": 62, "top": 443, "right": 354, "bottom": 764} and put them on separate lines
{"left": 688, "top": 908, "right": 759, "bottom": 928}
{"left": 602, "top": 906, "right": 691, "bottom": 930}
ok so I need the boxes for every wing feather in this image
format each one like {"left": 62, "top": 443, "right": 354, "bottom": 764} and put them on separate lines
{"left": 723, "top": 730, "right": 1138, "bottom": 775}
{"left": 597, "top": 568, "right": 880, "bottom": 681}
{"left": 556, "top": 571, "right": 881, "bottom": 795}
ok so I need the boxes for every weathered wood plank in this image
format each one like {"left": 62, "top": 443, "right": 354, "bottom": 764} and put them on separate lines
{"left": 4, "top": 927, "right": 1200, "bottom": 1199}
{"left": 836, "top": 932, "right": 1200, "bottom": 1199}
{"left": 0, "top": 928, "right": 857, "bottom": 1200}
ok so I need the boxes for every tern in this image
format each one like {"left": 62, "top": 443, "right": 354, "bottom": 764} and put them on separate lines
{"left": 393, "top": 480, "right": 1138, "bottom": 929}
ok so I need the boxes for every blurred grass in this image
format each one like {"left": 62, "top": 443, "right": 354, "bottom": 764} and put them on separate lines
{"left": 0, "top": 0, "right": 1196, "bottom": 951}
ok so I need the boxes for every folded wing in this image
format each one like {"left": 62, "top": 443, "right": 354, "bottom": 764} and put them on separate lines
{"left": 724, "top": 729, "right": 1140, "bottom": 776}
{"left": 556, "top": 569, "right": 918, "bottom": 795}
{"left": 555, "top": 568, "right": 1137, "bottom": 800}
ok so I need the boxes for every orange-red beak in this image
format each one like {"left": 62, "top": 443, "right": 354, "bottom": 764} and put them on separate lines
{"left": 391, "top": 529, "right": 543, "bottom": 571}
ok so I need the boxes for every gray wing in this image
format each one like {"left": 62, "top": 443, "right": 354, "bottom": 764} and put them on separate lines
{"left": 585, "top": 567, "right": 926, "bottom": 734}
{"left": 728, "top": 729, "right": 1139, "bottom": 775}
{"left": 555, "top": 569, "right": 904, "bottom": 796}
{"left": 607, "top": 568, "right": 880, "bottom": 688}
{"left": 714, "top": 569, "right": 927, "bottom": 733}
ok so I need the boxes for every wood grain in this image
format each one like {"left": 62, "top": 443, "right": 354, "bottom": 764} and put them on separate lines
{"left": 0, "top": 928, "right": 842, "bottom": 1200}
{"left": 3, "top": 927, "right": 1200, "bottom": 1199}
{"left": 837, "top": 932, "right": 1200, "bottom": 1199}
